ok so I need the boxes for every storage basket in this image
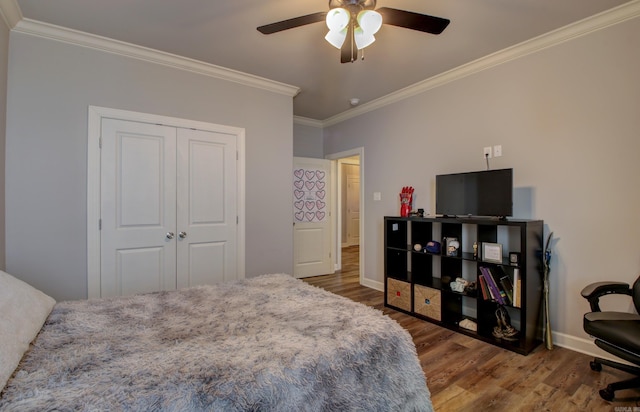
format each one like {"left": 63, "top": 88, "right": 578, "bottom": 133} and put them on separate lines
{"left": 386, "top": 278, "right": 411, "bottom": 312}
{"left": 414, "top": 284, "right": 441, "bottom": 321}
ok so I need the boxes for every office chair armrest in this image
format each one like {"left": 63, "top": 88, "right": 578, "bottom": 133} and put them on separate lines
{"left": 581, "top": 281, "right": 631, "bottom": 312}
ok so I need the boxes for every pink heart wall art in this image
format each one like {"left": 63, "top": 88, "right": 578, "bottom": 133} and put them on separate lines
{"left": 293, "top": 168, "right": 328, "bottom": 222}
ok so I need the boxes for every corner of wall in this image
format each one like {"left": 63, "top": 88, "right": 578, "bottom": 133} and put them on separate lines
{"left": 0, "top": 10, "right": 9, "bottom": 270}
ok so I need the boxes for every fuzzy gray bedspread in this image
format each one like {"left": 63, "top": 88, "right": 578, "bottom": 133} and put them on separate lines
{"left": 0, "top": 274, "right": 432, "bottom": 411}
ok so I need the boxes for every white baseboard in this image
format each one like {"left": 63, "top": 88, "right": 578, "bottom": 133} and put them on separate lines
{"left": 548, "top": 331, "right": 633, "bottom": 366}
{"left": 361, "top": 277, "right": 383, "bottom": 292}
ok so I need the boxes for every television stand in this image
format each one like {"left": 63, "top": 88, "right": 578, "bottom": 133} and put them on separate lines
{"left": 383, "top": 215, "right": 544, "bottom": 355}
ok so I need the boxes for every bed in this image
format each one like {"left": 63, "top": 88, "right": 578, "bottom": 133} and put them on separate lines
{"left": 0, "top": 271, "right": 433, "bottom": 411}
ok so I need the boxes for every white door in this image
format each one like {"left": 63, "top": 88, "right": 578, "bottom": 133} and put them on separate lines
{"left": 293, "top": 157, "right": 333, "bottom": 278}
{"left": 346, "top": 170, "right": 360, "bottom": 246}
{"left": 100, "top": 119, "right": 237, "bottom": 297}
{"left": 101, "top": 119, "right": 177, "bottom": 297}
{"left": 176, "top": 128, "right": 237, "bottom": 288}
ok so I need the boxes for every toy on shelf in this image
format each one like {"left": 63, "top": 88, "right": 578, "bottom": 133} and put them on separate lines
{"left": 399, "top": 186, "right": 414, "bottom": 217}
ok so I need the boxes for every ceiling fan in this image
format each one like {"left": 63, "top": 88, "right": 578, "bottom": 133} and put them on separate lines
{"left": 257, "top": 0, "right": 450, "bottom": 63}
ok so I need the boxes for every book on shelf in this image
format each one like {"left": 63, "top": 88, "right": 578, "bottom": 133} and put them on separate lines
{"left": 478, "top": 274, "right": 490, "bottom": 300}
{"left": 479, "top": 266, "right": 506, "bottom": 305}
{"left": 492, "top": 265, "right": 513, "bottom": 306}
{"left": 494, "top": 266, "right": 515, "bottom": 306}
{"left": 480, "top": 272, "right": 499, "bottom": 302}
{"left": 499, "top": 274, "right": 514, "bottom": 304}
{"left": 513, "top": 268, "right": 521, "bottom": 308}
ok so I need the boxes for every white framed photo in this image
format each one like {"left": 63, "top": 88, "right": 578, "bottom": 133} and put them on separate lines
{"left": 482, "top": 242, "right": 503, "bottom": 264}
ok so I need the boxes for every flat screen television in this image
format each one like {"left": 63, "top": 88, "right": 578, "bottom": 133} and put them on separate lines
{"left": 436, "top": 168, "right": 513, "bottom": 217}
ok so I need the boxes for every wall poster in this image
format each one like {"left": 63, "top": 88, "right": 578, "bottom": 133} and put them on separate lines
{"left": 293, "top": 168, "right": 327, "bottom": 222}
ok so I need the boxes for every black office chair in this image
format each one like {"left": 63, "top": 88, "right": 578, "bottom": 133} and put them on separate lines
{"left": 581, "top": 275, "right": 640, "bottom": 401}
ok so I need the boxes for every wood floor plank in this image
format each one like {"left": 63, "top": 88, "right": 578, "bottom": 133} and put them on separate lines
{"left": 303, "top": 245, "right": 640, "bottom": 411}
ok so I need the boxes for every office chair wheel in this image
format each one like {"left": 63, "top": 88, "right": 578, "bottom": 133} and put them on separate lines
{"left": 590, "top": 361, "right": 602, "bottom": 372}
{"left": 599, "top": 387, "right": 615, "bottom": 401}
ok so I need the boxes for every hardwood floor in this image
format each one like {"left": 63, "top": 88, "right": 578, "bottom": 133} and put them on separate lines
{"left": 304, "top": 245, "right": 640, "bottom": 411}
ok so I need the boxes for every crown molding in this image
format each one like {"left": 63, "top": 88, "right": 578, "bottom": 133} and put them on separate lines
{"left": 322, "top": 0, "right": 640, "bottom": 127}
{"left": 4, "top": 0, "right": 638, "bottom": 123}
{"left": 0, "top": 0, "right": 21, "bottom": 29}
{"left": 293, "top": 116, "right": 324, "bottom": 128}
{"left": 9, "top": 17, "right": 300, "bottom": 98}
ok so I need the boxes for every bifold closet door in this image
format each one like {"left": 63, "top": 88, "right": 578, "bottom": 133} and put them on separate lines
{"left": 100, "top": 119, "right": 177, "bottom": 297}
{"left": 100, "top": 119, "right": 238, "bottom": 297}
{"left": 176, "top": 128, "right": 237, "bottom": 289}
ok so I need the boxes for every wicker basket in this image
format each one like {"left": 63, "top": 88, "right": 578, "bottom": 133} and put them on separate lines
{"left": 386, "top": 278, "right": 411, "bottom": 312}
{"left": 414, "top": 284, "right": 441, "bottom": 321}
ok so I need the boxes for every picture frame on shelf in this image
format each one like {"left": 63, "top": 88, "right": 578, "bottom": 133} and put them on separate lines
{"left": 482, "top": 242, "right": 503, "bottom": 264}
{"left": 444, "top": 237, "right": 460, "bottom": 257}
{"left": 509, "top": 252, "right": 521, "bottom": 266}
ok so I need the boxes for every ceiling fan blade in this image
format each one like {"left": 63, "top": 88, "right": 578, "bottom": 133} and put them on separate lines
{"left": 257, "top": 12, "right": 327, "bottom": 34}
{"left": 377, "top": 7, "right": 450, "bottom": 35}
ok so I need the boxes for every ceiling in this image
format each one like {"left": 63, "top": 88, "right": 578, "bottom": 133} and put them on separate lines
{"left": 14, "top": 0, "right": 633, "bottom": 121}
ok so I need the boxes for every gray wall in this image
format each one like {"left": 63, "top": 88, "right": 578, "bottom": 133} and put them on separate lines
{"left": 293, "top": 122, "right": 323, "bottom": 158}
{"left": 324, "top": 17, "right": 640, "bottom": 350}
{"left": 0, "top": 16, "right": 8, "bottom": 271}
{"left": 6, "top": 32, "right": 294, "bottom": 301}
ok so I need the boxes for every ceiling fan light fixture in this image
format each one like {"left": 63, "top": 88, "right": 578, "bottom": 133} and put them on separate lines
{"left": 258, "top": 1, "right": 449, "bottom": 64}
{"left": 357, "top": 10, "right": 382, "bottom": 35}
{"left": 354, "top": 10, "right": 381, "bottom": 50}
{"left": 325, "top": 8, "right": 350, "bottom": 49}
{"left": 326, "top": 8, "right": 349, "bottom": 31}
{"left": 325, "top": 28, "right": 348, "bottom": 49}
{"left": 354, "top": 27, "right": 375, "bottom": 50}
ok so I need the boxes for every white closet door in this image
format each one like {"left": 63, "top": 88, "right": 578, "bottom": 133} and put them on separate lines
{"left": 100, "top": 119, "right": 177, "bottom": 297}
{"left": 176, "top": 128, "right": 237, "bottom": 288}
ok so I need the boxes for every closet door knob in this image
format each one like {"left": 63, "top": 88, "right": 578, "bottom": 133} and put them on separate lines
{"left": 166, "top": 232, "right": 175, "bottom": 240}
{"left": 179, "top": 231, "right": 187, "bottom": 239}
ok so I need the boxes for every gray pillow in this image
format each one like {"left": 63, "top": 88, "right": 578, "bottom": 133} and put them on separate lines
{"left": 0, "top": 271, "right": 56, "bottom": 391}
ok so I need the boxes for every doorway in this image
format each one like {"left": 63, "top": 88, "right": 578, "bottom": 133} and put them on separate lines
{"left": 327, "top": 148, "right": 364, "bottom": 285}
{"left": 341, "top": 157, "right": 360, "bottom": 248}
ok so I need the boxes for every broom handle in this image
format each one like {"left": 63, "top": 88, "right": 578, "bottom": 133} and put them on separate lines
{"left": 544, "top": 277, "right": 553, "bottom": 350}
{"left": 542, "top": 232, "right": 554, "bottom": 350}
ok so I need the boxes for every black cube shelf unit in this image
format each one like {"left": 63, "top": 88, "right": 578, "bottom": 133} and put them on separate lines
{"left": 384, "top": 216, "right": 544, "bottom": 355}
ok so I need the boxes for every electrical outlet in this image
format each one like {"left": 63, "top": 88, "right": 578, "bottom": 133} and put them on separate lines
{"left": 494, "top": 145, "right": 502, "bottom": 157}
{"left": 483, "top": 147, "right": 492, "bottom": 158}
